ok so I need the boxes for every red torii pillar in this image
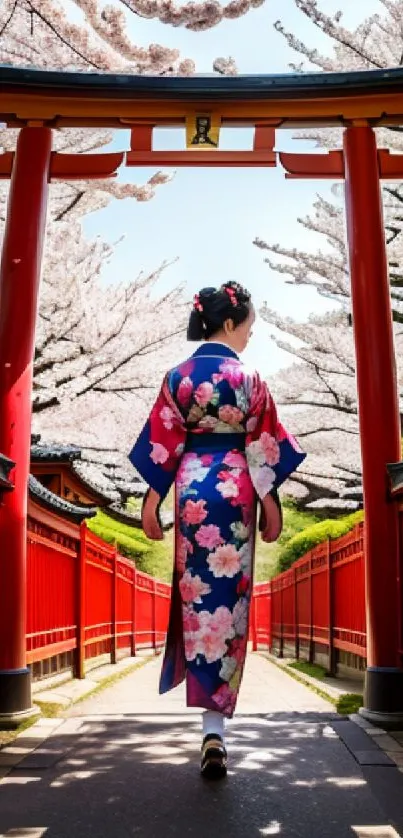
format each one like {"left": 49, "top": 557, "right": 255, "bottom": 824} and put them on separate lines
{"left": 0, "top": 127, "right": 52, "bottom": 721}
{"left": 282, "top": 126, "right": 403, "bottom": 721}
{"left": 344, "top": 125, "right": 403, "bottom": 723}
{"left": 0, "top": 127, "right": 123, "bottom": 721}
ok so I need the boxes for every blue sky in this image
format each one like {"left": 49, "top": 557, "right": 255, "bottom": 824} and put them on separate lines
{"left": 82, "top": 0, "right": 382, "bottom": 376}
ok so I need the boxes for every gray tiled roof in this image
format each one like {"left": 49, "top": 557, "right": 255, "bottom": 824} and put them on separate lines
{"left": 29, "top": 475, "right": 97, "bottom": 523}
{"left": 30, "top": 442, "right": 82, "bottom": 462}
{"left": 0, "top": 452, "right": 15, "bottom": 491}
{"left": 107, "top": 501, "right": 173, "bottom": 531}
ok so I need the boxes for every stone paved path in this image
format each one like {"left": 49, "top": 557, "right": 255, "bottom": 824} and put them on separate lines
{"left": 67, "top": 651, "right": 331, "bottom": 717}
{"left": 1, "top": 654, "right": 403, "bottom": 838}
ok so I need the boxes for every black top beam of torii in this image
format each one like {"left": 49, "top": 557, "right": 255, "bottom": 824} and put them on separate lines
{"left": 1, "top": 63, "right": 403, "bottom": 101}
{"left": 1, "top": 63, "right": 403, "bottom": 179}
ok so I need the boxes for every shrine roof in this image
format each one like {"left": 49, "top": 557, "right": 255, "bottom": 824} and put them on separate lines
{"left": 70, "top": 460, "right": 121, "bottom": 504}
{"left": 107, "top": 501, "right": 173, "bottom": 531}
{"left": 2, "top": 65, "right": 403, "bottom": 127}
{"left": 0, "top": 452, "right": 15, "bottom": 492}
{"left": 29, "top": 475, "right": 96, "bottom": 523}
{"left": 30, "top": 441, "right": 81, "bottom": 463}
{"left": 30, "top": 437, "right": 116, "bottom": 506}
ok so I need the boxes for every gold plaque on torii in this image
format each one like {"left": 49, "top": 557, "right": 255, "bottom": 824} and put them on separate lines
{"left": 186, "top": 114, "right": 221, "bottom": 150}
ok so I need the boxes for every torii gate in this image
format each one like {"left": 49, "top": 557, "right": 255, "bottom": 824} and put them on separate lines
{"left": 0, "top": 65, "right": 403, "bottom": 725}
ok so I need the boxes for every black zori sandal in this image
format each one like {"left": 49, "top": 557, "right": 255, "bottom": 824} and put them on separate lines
{"left": 200, "top": 734, "right": 228, "bottom": 780}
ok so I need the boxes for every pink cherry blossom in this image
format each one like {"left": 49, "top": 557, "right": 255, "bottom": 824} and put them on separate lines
{"left": 195, "top": 524, "right": 224, "bottom": 550}
{"left": 207, "top": 544, "right": 241, "bottom": 578}
{"left": 209, "top": 606, "right": 235, "bottom": 637}
{"left": 200, "top": 454, "right": 214, "bottom": 466}
{"left": 183, "top": 605, "right": 200, "bottom": 633}
{"left": 160, "top": 405, "right": 175, "bottom": 430}
{"left": 218, "top": 404, "right": 244, "bottom": 425}
{"left": 217, "top": 469, "right": 234, "bottom": 481}
{"left": 184, "top": 634, "right": 198, "bottom": 662}
{"left": 250, "top": 465, "right": 276, "bottom": 498}
{"left": 150, "top": 441, "right": 169, "bottom": 464}
{"left": 216, "top": 478, "right": 239, "bottom": 499}
{"left": 218, "top": 360, "right": 244, "bottom": 389}
{"left": 177, "top": 376, "right": 193, "bottom": 407}
{"left": 212, "top": 683, "right": 235, "bottom": 713}
{"left": 260, "top": 432, "right": 280, "bottom": 466}
{"left": 179, "top": 454, "right": 209, "bottom": 486}
{"left": 197, "top": 624, "right": 228, "bottom": 664}
{"left": 194, "top": 381, "right": 214, "bottom": 407}
{"left": 223, "top": 450, "right": 247, "bottom": 468}
{"left": 176, "top": 535, "right": 193, "bottom": 573}
{"left": 179, "top": 570, "right": 211, "bottom": 604}
{"left": 181, "top": 499, "right": 208, "bottom": 525}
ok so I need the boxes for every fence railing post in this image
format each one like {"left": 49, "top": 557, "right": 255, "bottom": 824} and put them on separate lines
{"left": 152, "top": 579, "right": 157, "bottom": 653}
{"left": 327, "top": 537, "right": 336, "bottom": 676}
{"left": 309, "top": 554, "right": 314, "bottom": 664}
{"left": 279, "top": 583, "right": 284, "bottom": 659}
{"left": 268, "top": 581, "right": 273, "bottom": 652}
{"left": 111, "top": 548, "right": 117, "bottom": 665}
{"left": 75, "top": 521, "right": 87, "bottom": 680}
{"left": 251, "top": 591, "right": 258, "bottom": 652}
{"left": 294, "top": 567, "right": 299, "bottom": 661}
{"left": 131, "top": 565, "right": 137, "bottom": 657}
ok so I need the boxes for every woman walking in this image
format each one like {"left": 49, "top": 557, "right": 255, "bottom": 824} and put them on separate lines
{"left": 129, "top": 282, "right": 305, "bottom": 779}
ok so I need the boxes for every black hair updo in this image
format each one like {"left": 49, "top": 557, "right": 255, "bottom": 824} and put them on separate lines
{"left": 187, "top": 281, "right": 252, "bottom": 342}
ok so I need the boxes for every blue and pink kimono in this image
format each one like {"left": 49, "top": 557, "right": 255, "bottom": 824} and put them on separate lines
{"left": 129, "top": 342, "right": 305, "bottom": 717}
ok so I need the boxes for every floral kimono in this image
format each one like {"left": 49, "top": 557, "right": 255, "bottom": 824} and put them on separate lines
{"left": 129, "top": 343, "right": 305, "bottom": 717}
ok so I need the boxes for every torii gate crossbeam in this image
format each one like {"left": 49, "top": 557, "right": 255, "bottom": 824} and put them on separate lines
{"left": 0, "top": 65, "right": 402, "bottom": 726}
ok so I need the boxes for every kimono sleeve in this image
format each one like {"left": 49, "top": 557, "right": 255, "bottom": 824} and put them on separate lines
{"left": 245, "top": 374, "right": 306, "bottom": 500}
{"left": 128, "top": 375, "right": 186, "bottom": 501}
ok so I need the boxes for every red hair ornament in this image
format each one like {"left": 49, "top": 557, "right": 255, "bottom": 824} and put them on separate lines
{"left": 193, "top": 294, "right": 203, "bottom": 313}
{"left": 225, "top": 286, "right": 237, "bottom": 307}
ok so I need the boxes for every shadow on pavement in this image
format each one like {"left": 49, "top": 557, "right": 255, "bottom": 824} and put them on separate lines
{"left": 0, "top": 712, "right": 402, "bottom": 838}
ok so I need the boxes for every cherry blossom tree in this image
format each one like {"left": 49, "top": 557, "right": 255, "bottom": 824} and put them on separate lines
{"left": 0, "top": 0, "right": 262, "bottom": 497}
{"left": 254, "top": 0, "right": 403, "bottom": 511}
{"left": 0, "top": 123, "right": 185, "bottom": 497}
{"left": 262, "top": 304, "right": 403, "bottom": 511}
{"left": 274, "top": 0, "right": 403, "bottom": 75}
{"left": 0, "top": 0, "right": 253, "bottom": 75}
{"left": 31, "top": 219, "right": 188, "bottom": 499}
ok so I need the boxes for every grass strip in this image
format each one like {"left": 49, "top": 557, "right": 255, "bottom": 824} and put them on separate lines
{"left": 263, "top": 654, "right": 363, "bottom": 715}
{"left": 288, "top": 661, "right": 328, "bottom": 681}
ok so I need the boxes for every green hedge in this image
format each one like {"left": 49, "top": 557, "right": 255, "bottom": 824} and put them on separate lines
{"left": 88, "top": 511, "right": 173, "bottom": 581}
{"left": 277, "top": 510, "right": 363, "bottom": 573}
{"left": 88, "top": 502, "right": 364, "bottom": 583}
{"left": 255, "top": 498, "right": 320, "bottom": 581}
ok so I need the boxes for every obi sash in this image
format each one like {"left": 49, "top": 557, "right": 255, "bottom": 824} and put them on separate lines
{"left": 184, "top": 432, "right": 246, "bottom": 454}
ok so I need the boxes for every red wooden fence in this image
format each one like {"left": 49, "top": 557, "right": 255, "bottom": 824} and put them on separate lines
{"left": 267, "top": 522, "right": 366, "bottom": 671}
{"left": 26, "top": 503, "right": 366, "bottom": 680}
{"left": 26, "top": 514, "right": 171, "bottom": 678}
{"left": 250, "top": 581, "right": 271, "bottom": 650}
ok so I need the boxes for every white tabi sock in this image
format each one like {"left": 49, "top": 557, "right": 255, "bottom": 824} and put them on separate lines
{"left": 202, "top": 710, "right": 225, "bottom": 742}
